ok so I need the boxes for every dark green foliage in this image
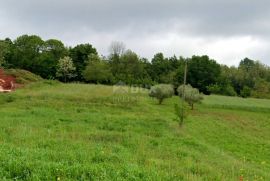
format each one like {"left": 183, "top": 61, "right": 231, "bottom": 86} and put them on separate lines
{"left": 83, "top": 54, "right": 112, "bottom": 84}
{"left": 1, "top": 35, "right": 270, "bottom": 98}
{"left": 36, "top": 39, "right": 68, "bottom": 78}
{"left": 207, "top": 84, "right": 237, "bottom": 96}
{"left": 69, "top": 44, "right": 97, "bottom": 81}
{"left": 0, "top": 38, "right": 12, "bottom": 68}
{"left": 239, "top": 58, "right": 256, "bottom": 72}
{"left": 251, "top": 79, "right": 270, "bottom": 99}
{"left": 5, "top": 35, "right": 67, "bottom": 79}
{"left": 9, "top": 35, "right": 44, "bottom": 71}
{"left": 240, "top": 86, "right": 252, "bottom": 98}
{"left": 149, "top": 53, "right": 184, "bottom": 85}
{"left": 187, "top": 55, "right": 221, "bottom": 94}
{"left": 109, "top": 50, "right": 152, "bottom": 85}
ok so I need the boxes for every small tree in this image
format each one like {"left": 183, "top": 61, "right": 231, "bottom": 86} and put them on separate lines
{"left": 178, "top": 84, "right": 203, "bottom": 110}
{"left": 56, "top": 56, "right": 76, "bottom": 82}
{"left": 83, "top": 54, "right": 112, "bottom": 84}
{"left": 174, "top": 103, "right": 189, "bottom": 126}
{"left": 240, "top": 86, "right": 251, "bottom": 98}
{"left": 149, "top": 84, "right": 174, "bottom": 104}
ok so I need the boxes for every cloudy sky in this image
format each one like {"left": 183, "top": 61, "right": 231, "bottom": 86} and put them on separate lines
{"left": 0, "top": 0, "right": 270, "bottom": 65}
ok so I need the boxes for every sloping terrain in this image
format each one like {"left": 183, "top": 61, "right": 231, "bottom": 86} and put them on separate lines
{"left": 0, "top": 82, "right": 269, "bottom": 180}
{"left": 4, "top": 69, "right": 42, "bottom": 85}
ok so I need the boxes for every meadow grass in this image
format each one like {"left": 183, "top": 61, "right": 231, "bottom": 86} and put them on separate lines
{"left": 0, "top": 81, "right": 269, "bottom": 180}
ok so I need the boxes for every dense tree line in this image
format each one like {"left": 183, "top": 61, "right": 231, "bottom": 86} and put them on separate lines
{"left": 1, "top": 35, "right": 270, "bottom": 98}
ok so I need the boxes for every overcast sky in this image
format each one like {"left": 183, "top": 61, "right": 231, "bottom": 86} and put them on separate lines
{"left": 1, "top": 0, "right": 270, "bottom": 66}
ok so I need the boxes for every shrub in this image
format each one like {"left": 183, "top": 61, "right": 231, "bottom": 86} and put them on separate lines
{"left": 223, "top": 85, "right": 237, "bottom": 96}
{"left": 149, "top": 84, "right": 174, "bottom": 104}
{"left": 178, "top": 84, "right": 203, "bottom": 110}
{"left": 240, "top": 86, "right": 251, "bottom": 98}
{"left": 251, "top": 79, "right": 270, "bottom": 99}
{"left": 207, "top": 84, "right": 221, "bottom": 94}
{"left": 207, "top": 84, "right": 237, "bottom": 96}
{"left": 83, "top": 54, "right": 112, "bottom": 84}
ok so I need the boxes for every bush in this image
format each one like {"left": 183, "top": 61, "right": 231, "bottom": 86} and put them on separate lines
{"left": 83, "top": 54, "right": 112, "bottom": 84}
{"left": 240, "top": 86, "right": 251, "bottom": 98}
{"left": 178, "top": 84, "right": 203, "bottom": 110}
{"left": 207, "top": 84, "right": 221, "bottom": 94}
{"left": 223, "top": 85, "right": 237, "bottom": 96}
{"left": 251, "top": 79, "right": 270, "bottom": 99}
{"left": 207, "top": 84, "right": 237, "bottom": 96}
{"left": 149, "top": 84, "right": 174, "bottom": 104}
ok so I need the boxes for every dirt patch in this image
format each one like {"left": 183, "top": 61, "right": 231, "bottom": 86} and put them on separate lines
{"left": 0, "top": 69, "right": 16, "bottom": 92}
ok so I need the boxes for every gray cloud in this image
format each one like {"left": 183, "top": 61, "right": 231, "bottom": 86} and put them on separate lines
{"left": 1, "top": 0, "right": 270, "bottom": 65}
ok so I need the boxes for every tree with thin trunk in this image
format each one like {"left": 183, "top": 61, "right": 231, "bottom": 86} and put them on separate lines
{"left": 178, "top": 84, "right": 203, "bottom": 110}
{"left": 149, "top": 84, "right": 174, "bottom": 104}
{"left": 56, "top": 56, "right": 76, "bottom": 82}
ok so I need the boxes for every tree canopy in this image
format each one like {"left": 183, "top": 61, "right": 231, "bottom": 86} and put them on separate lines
{"left": 1, "top": 34, "right": 270, "bottom": 99}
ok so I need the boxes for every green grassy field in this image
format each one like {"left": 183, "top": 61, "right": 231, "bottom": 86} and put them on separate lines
{"left": 0, "top": 81, "right": 269, "bottom": 180}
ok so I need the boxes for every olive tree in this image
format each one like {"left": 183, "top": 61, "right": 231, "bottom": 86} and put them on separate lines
{"left": 178, "top": 84, "right": 203, "bottom": 110}
{"left": 149, "top": 84, "right": 174, "bottom": 104}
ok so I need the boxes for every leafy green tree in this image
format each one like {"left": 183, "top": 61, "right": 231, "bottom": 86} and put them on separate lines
{"left": 240, "top": 86, "right": 252, "bottom": 98}
{"left": 187, "top": 55, "right": 221, "bottom": 94}
{"left": 223, "top": 59, "right": 260, "bottom": 96}
{"left": 109, "top": 49, "right": 150, "bottom": 85}
{"left": 207, "top": 65, "right": 237, "bottom": 96}
{"left": 239, "top": 58, "right": 255, "bottom": 72}
{"left": 149, "top": 84, "right": 174, "bottom": 104}
{"left": 70, "top": 44, "right": 97, "bottom": 81}
{"left": 0, "top": 39, "right": 12, "bottom": 68}
{"left": 251, "top": 79, "right": 270, "bottom": 98}
{"left": 178, "top": 84, "right": 203, "bottom": 110}
{"left": 207, "top": 84, "right": 237, "bottom": 96}
{"left": 150, "top": 53, "right": 176, "bottom": 83}
{"left": 146, "top": 53, "right": 185, "bottom": 87}
{"left": 35, "top": 39, "right": 67, "bottom": 78}
{"left": 119, "top": 50, "right": 145, "bottom": 84}
{"left": 5, "top": 35, "right": 68, "bottom": 79}
{"left": 56, "top": 56, "right": 76, "bottom": 82}
{"left": 0, "top": 39, "right": 11, "bottom": 67}
{"left": 83, "top": 54, "right": 112, "bottom": 84}
{"left": 9, "top": 35, "right": 44, "bottom": 71}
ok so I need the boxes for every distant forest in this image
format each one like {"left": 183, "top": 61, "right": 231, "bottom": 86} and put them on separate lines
{"left": 1, "top": 34, "right": 270, "bottom": 98}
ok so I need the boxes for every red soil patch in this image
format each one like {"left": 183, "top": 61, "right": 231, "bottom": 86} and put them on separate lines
{"left": 0, "top": 69, "right": 16, "bottom": 92}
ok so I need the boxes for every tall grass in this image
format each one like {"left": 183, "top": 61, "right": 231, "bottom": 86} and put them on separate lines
{"left": 0, "top": 82, "right": 269, "bottom": 180}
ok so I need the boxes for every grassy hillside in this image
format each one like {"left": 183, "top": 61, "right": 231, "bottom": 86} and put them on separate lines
{"left": 4, "top": 69, "right": 43, "bottom": 84}
{"left": 0, "top": 82, "right": 269, "bottom": 180}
